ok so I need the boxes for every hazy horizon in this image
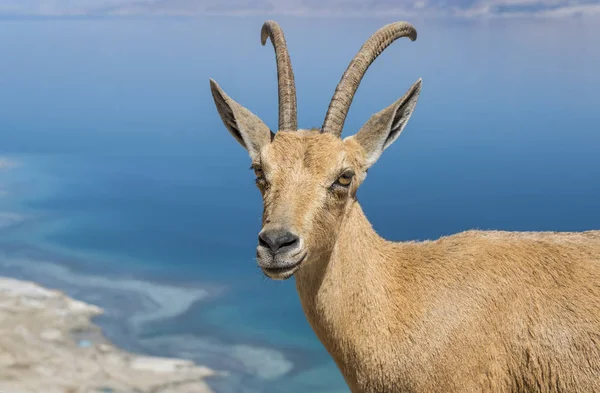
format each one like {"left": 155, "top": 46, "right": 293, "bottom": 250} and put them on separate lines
{"left": 3, "top": 0, "right": 600, "bottom": 19}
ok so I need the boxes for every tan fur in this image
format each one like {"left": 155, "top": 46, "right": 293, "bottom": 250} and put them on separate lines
{"left": 210, "top": 20, "right": 600, "bottom": 392}
{"left": 256, "top": 130, "right": 600, "bottom": 392}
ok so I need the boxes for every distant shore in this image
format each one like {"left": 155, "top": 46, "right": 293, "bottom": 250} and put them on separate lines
{"left": 0, "top": 276, "right": 216, "bottom": 393}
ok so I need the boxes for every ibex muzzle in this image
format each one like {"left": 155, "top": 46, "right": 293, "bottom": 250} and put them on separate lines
{"left": 257, "top": 227, "right": 304, "bottom": 279}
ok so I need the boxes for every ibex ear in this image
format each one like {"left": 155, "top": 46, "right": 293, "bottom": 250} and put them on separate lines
{"left": 351, "top": 79, "right": 421, "bottom": 168}
{"left": 210, "top": 79, "right": 273, "bottom": 160}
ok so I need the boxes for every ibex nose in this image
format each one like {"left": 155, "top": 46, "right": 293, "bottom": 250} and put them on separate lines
{"left": 258, "top": 229, "right": 300, "bottom": 253}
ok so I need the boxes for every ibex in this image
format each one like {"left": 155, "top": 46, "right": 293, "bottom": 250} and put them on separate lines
{"left": 210, "top": 20, "right": 600, "bottom": 393}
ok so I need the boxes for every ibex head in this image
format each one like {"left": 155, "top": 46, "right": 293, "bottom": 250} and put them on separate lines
{"left": 210, "top": 21, "right": 421, "bottom": 280}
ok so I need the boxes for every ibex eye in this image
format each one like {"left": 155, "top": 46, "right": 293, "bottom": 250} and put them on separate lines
{"left": 250, "top": 165, "right": 268, "bottom": 190}
{"left": 333, "top": 170, "right": 355, "bottom": 188}
{"left": 251, "top": 165, "right": 264, "bottom": 178}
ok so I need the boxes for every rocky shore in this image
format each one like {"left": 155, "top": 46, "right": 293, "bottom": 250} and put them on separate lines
{"left": 0, "top": 277, "right": 216, "bottom": 393}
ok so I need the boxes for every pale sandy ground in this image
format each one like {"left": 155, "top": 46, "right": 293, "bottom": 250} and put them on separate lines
{"left": 0, "top": 277, "right": 216, "bottom": 393}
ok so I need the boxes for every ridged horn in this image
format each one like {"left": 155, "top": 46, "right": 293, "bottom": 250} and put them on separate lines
{"left": 322, "top": 21, "right": 417, "bottom": 137}
{"left": 261, "top": 20, "right": 298, "bottom": 131}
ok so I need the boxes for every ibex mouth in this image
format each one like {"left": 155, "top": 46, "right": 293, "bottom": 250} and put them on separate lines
{"left": 262, "top": 253, "right": 307, "bottom": 280}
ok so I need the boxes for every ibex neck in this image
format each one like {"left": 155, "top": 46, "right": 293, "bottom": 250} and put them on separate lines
{"left": 295, "top": 201, "right": 388, "bottom": 296}
{"left": 294, "top": 201, "right": 398, "bottom": 380}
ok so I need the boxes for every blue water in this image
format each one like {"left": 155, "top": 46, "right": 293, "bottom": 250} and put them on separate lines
{"left": 1, "top": 15, "right": 600, "bottom": 393}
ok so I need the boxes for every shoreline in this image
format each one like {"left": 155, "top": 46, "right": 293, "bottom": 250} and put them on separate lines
{"left": 0, "top": 246, "right": 307, "bottom": 393}
{"left": 0, "top": 276, "right": 216, "bottom": 393}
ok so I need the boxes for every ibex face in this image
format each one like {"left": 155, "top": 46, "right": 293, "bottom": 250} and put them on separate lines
{"left": 253, "top": 130, "right": 367, "bottom": 279}
{"left": 211, "top": 20, "right": 422, "bottom": 280}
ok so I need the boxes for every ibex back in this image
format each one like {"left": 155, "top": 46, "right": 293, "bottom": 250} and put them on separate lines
{"left": 210, "top": 20, "right": 600, "bottom": 393}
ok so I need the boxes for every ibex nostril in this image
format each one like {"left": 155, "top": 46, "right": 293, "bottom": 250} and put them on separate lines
{"left": 258, "top": 234, "right": 269, "bottom": 249}
{"left": 258, "top": 229, "right": 300, "bottom": 253}
{"left": 279, "top": 236, "right": 298, "bottom": 249}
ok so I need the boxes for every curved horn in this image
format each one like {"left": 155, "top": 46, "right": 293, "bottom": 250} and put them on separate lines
{"left": 322, "top": 21, "right": 417, "bottom": 137}
{"left": 261, "top": 20, "right": 298, "bottom": 131}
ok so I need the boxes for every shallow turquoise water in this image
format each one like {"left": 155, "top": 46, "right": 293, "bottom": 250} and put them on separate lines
{"left": 1, "top": 16, "right": 600, "bottom": 393}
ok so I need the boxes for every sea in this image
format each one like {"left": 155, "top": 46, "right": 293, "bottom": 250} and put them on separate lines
{"left": 1, "top": 14, "right": 599, "bottom": 393}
